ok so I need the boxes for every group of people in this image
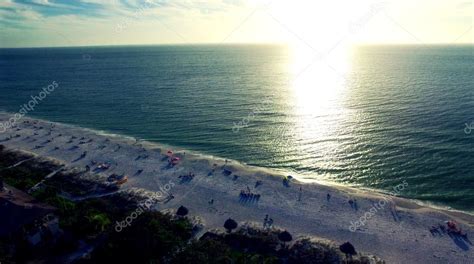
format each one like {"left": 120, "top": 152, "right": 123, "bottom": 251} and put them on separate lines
{"left": 179, "top": 172, "right": 195, "bottom": 183}
{"left": 4, "top": 119, "right": 180, "bottom": 193}
{"left": 430, "top": 221, "right": 470, "bottom": 241}
{"left": 239, "top": 189, "right": 261, "bottom": 204}
{"left": 348, "top": 198, "right": 359, "bottom": 211}
{"left": 429, "top": 224, "right": 447, "bottom": 236}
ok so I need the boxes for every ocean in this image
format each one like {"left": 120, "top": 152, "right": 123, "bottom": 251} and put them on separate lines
{"left": 0, "top": 44, "right": 473, "bottom": 212}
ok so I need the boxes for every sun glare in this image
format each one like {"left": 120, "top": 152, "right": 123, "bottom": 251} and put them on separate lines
{"left": 270, "top": 1, "right": 360, "bottom": 165}
{"left": 288, "top": 42, "right": 352, "bottom": 147}
{"left": 268, "top": 0, "right": 357, "bottom": 111}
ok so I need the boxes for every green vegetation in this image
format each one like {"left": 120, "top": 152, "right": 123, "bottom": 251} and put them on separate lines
{"left": 172, "top": 238, "right": 279, "bottom": 264}
{"left": 30, "top": 185, "right": 128, "bottom": 238}
{"left": 85, "top": 212, "right": 193, "bottom": 263}
{"left": 0, "top": 147, "right": 56, "bottom": 190}
{"left": 0, "top": 146, "right": 384, "bottom": 264}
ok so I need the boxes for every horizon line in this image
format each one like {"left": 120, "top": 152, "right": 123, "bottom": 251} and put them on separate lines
{"left": 1, "top": 42, "right": 473, "bottom": 49}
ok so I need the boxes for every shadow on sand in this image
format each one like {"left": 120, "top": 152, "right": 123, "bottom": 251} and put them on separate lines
{"left": 449, "top": 233, "right": 472, "bottom": 251}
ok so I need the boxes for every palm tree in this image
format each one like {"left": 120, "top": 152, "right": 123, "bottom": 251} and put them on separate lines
{"left": 224, "top": 218, "right": 238, "bottom": 233}
{"left": 87, "top": 213, "right": 111, "bottom": 232}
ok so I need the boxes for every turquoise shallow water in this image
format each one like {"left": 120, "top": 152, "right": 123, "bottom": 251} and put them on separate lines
{"left": 0, "top": 44, "right": 473, "bottom": 212}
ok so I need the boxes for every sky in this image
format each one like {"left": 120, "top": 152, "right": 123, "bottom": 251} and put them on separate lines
{"left": 0, "top": 0, "right": 472, "bottom": 48}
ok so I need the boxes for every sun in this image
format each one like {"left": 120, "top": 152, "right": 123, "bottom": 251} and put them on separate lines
{"left": 267, "top": 0, "right": 368, "bottom": 48}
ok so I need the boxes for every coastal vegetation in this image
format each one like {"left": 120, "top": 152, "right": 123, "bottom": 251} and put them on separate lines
{"left": 0, "top": 146, "right": 383, "bottom": 263}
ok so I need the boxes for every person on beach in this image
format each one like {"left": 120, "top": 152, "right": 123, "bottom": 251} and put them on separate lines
{"left": 298, "top": 187, "right": 302, "bottom": 201}
{"left": 438, "top": 224, "right": 446, "bottom": 234}
{"left": 327, "top": 193, "right": 331, "bottom": 202}
{"left": 430, "top": 226, "right": 441, "bottom": 236}
{"left": 164, "top": 193, "right": 175, "bottom": 203}
{"left": 348, "top": 199, "right": 354, "bottom": 209}
{"left": 390, "top": 203, "right": 400, "bottom": 221}
{"left": 268, "top": 218, "right": 273, "bottom": 229}
{"left": 283, "top": 176, "right": 290, "bottom": 187}
{"left": 255, "top": 194, "right": 261, "bottom": 202}
{"left": 263, "top": 214, "right": 269, "bottom": 229}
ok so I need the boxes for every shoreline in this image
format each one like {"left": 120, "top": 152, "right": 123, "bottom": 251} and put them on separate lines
{"left": 1, "top": 112, "right": 473, "bottom": 263}
{"left": 1, "top": 111, "right": 472, "bottom": 216}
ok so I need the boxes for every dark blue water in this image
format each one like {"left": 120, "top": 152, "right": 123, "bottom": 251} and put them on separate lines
{"left": 1, "top": 45, "right": 473, "bottom": 212}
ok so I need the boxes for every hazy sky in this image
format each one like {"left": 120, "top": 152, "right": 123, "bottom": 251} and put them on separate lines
{"left": 0, "top": 0, "right": 472, "bottom": 48}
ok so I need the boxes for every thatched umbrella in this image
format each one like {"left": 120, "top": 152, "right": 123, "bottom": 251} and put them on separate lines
{"left": 224, "top": 218, "right": 238, "bottom": 233}
{"left": 339, "top": 241, "right": 357, "bottom": 260}
{"left": 176, "top": 205, "right": 189, "bottom": 217}
{"left": 278, "top": 230, "right": 293, "bottom": 246}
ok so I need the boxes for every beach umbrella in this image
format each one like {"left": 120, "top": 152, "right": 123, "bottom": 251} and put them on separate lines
{"left": 339, "top": 242, "right": 357, "bottom": 257}
{"left": 172, "top": 157, "right": 180, "bottom": 165}
{"left": 224, "top": 218, "right": 238, "bottom": 233}
{"left": 176, "top": 205, "right": 188, "bottom": 217}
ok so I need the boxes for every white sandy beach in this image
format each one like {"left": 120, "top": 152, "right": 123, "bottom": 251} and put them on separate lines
{"left": 0, "top": 112, "right": 473, "bottom": 264}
